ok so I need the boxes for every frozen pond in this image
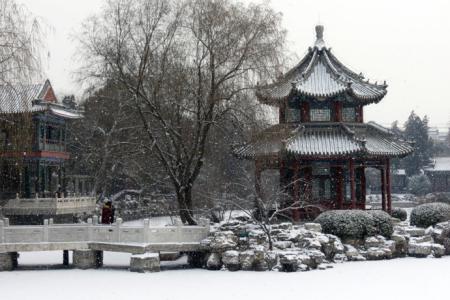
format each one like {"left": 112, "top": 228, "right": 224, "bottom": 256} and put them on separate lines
{"left": 1, "top": 251, "right": 449, "bottom": 300}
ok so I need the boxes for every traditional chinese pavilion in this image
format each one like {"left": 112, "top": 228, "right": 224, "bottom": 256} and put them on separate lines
{"left": 235, "top": 26, "right": 413, "bottom": 220}
{"left": 0, "top": 80, "right": 95, "bottom": 224}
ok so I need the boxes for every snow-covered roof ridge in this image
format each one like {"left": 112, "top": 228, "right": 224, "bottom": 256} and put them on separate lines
{"left": 0, "top": 79, "right": 83, "bottom": 119}
{"left": 255, "top": 26, "right": 387, "bottom": 106}
{"left": 234, "top": 122, "right": 414, "bottom": 159}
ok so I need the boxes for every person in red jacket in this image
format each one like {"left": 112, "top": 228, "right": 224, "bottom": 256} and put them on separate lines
{"left": 101, "top": 201, "right": 114, "bottom": 224}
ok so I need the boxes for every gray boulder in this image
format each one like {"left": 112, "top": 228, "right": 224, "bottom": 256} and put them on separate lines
{"left": 209, "top": 231, "right": 238, "bottom": 251}
{"left": 391, "top": 234, "right": 408, "bottom": 257}
{"left": 431, "top": 244, "right": 445, "bottom": 258}
{"left": 279, "top": 252, "right": 299, "bottom": 272}
{"left": 344, "top": 244, "right": 366, "bottom": 261}
{"left": 222, "top": 250, "right": 240, "bottom": 271}
{"left": 304, "top": 223, "right": 322, "bottom": 232}
{"left": 408, "top": 243, "right": 432, "bottom": 257}
{"left": 206, "top": 252, "right": 222, "bottom": 270}
{"left": 239, "top": 250, "right": 255, "bottom": 271}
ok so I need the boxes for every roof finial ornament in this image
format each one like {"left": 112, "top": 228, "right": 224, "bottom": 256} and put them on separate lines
{"left": 314, "top": 25, "right": 326, "bottom": 50}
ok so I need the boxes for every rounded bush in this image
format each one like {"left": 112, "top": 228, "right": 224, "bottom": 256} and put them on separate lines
{"left": 391, "top": 207, "right": 407, "bottom": 221}
{"left": 314, "top": 210, "right": 393, "bottom": 240}
{"left": 423, "top": 192, "right": 450, "bottom": 205}
{"left": 407, "top": 174, "right": 431, "bottom": 196}
{"left": 410, "top": 202, "right": 450, "bottom": 228}
{"left": 366, "top": 210, "right": 394, "bottom": 237}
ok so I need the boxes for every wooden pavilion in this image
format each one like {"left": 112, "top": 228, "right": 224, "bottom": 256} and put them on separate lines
{"left": 0, "top": 80, "right": 95, "bottom": 223}
{"left": 235, "top": 26, "right": 414, "bottom": 220}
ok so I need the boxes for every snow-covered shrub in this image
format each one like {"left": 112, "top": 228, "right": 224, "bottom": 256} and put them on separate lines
{"left": 391, "top": 208, "right": 407, "bottom": 221}
{"left": 422, "top": 192, "right": 450, "bottom": 205}
{"left": 366, "top": 210, "right": 394, "bottom": 238}
{"left": 407, "top": 174, "right": 431, "bottom": 196}
{"left": 314, "top": 210, "right": 376, "bottom": 240}
{"left": 410, "top": 203, "right": 450, "bottom": 228}
{"left": 314, "top": 210, "right": 394, "bottom": 240}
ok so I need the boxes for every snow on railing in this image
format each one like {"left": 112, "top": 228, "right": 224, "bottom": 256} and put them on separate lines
{"left": 1, "top": 196, "right": 96, "bottom": 215}
{"left": 0, "top": 217, "right": 210, "bottom": 246}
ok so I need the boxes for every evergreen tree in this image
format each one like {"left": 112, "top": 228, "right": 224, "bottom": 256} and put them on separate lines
{"left": 390, "top": 121, "right": 403, "bottom": 170}
{"left": 401, "top": 111, "right": 433, "bottom": 175}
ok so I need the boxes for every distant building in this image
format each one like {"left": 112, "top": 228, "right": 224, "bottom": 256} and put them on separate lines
{"left": 235, "top": 26, "right": 413, "bottom": 220}
{"left": 0, "top": 79, "right": 95, "bottom": 224}
{"left": 391, "top": 169, "right": 408, "bottom": 192}
{"left": 425, "top": 157, "right": 450, "bottom": 192}
{"left": 428, "top": 127, "right": 448, "bottom": 142}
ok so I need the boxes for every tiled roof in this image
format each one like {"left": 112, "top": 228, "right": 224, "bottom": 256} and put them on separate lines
{"left": 0, "top": 80, "right": 82, "bottom": 119}
{"left": 256, "top": 25, "right": 387, "bottom": 105}
{"left": 0, "top": 83, "right": 46, "bottom": 113}
{"left": 234, "top": 122, "right": 413, "bottom": 159}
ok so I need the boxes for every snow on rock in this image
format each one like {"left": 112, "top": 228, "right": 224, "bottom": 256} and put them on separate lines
{"left": 199, "top": 211, "right": 450, "bottom": 273}
{"left": 304, "top": 223, "right": 322, "bottom": 232}
{"left": 207, "top": 231, "right": 238, "bottom": 251}
{"left": 222, "top": 250, "right": 240, "bottom": 271}
{"left": 408, "top": 243, "right": 432, "bottom": 257}
{"left": 344, "top": 244, "right": 366, "bottom": 261}
{"left": 206, "top": 252, "right": 222, "bottom": 270}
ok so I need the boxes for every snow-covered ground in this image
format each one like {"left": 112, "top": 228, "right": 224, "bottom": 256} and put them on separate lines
{"left": 2, "top": 250, "right": 450, "bottom": 300}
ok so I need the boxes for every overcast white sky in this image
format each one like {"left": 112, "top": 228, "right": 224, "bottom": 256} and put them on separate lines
{"left": 17, "top": 0, "right": 450, "bottom": 131}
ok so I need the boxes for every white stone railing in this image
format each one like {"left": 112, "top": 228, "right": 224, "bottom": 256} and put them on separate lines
{"left": 1, "top": 196, "right": 96, "bottom": 215}
{"left": 0, "top": 217, "right": 210, "bottom": 252}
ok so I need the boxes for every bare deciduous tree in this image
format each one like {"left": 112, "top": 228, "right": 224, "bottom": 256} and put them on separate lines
{"left": 78, "top": 0, "right": 286, "bottom": 224}
{"left": 0, "top": 0, "right": 43, "bottom": 85}
{"left": 0, "top": 0, "right": 44, "bottom": 202}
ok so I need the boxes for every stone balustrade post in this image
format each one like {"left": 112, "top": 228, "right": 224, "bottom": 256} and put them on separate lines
{"left": 43, "top": 219, "right": 49, "bottom": 242}
{"left": 143, "top": 219, "right": 150, "bottom": 243}
{"left": 87, "top": 218, "right": 93, "bottom": 241}
{"left": 4, "top": 218, "right": 9, "bottom": 227}
{"left": 49, "top": 218, "right": 54, "bottom": 225}
{"left": 0, "top": 220, "right": 4, "bottom": 244}
{"left": 115, "top": 218, "right": 123, "bottom": 242}
{"left": 93, "top": 215, "right": 99, "bottom": 225}
{"left": 198, "top": 218, "right": 210, "bottom": 227}
{"left": 0, "top": 252, "right": 14, "bottom": 271}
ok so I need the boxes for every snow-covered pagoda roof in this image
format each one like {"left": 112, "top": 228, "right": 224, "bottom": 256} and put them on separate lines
{"left": 256, "top": 25, "right": 387, "bottom": 106}
{"left": 0, "top": 79, "right": 82, "bottom": 119}
{"left": 234, "top": 122, "right": 413, "bottom": 159}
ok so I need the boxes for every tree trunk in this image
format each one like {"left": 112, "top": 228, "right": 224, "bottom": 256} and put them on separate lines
{"left": 177, "top": 188, "right": 197, "bottom": 225}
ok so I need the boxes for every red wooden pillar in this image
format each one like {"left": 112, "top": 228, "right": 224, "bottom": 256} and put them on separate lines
{"left": 358, "top": 105, "right": 364, "bottom": 123}
{"left": 279, "top": 102, "right": 286, "bottom": 124}
{"left": 380, "top": 166, "right": 387, "bottom": 211}
{"left": 300, "top": 102, "right": 310, "bottom": 122}
{"left": 336, "top": 166, "right": 344, "bottom": 209}
{"left": 360, "top": 166, "right": 366, "bottom": 210}
{"left": 333, "top": 101, "right": 342, "bottom": 122}
{"left": 255, "top": 160, "right": 262, "bottom": 201}
{"left": 386, "top": 159, "right": 392, "bottom": 214}
{"left": 349, "top": 160, "right": 356, "bottom": 209}
{"left": 306, "top": 166, "right": 313, "bottom": 203}
{"left": 292, "top": 160, "right": 300, "bottom": 222}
